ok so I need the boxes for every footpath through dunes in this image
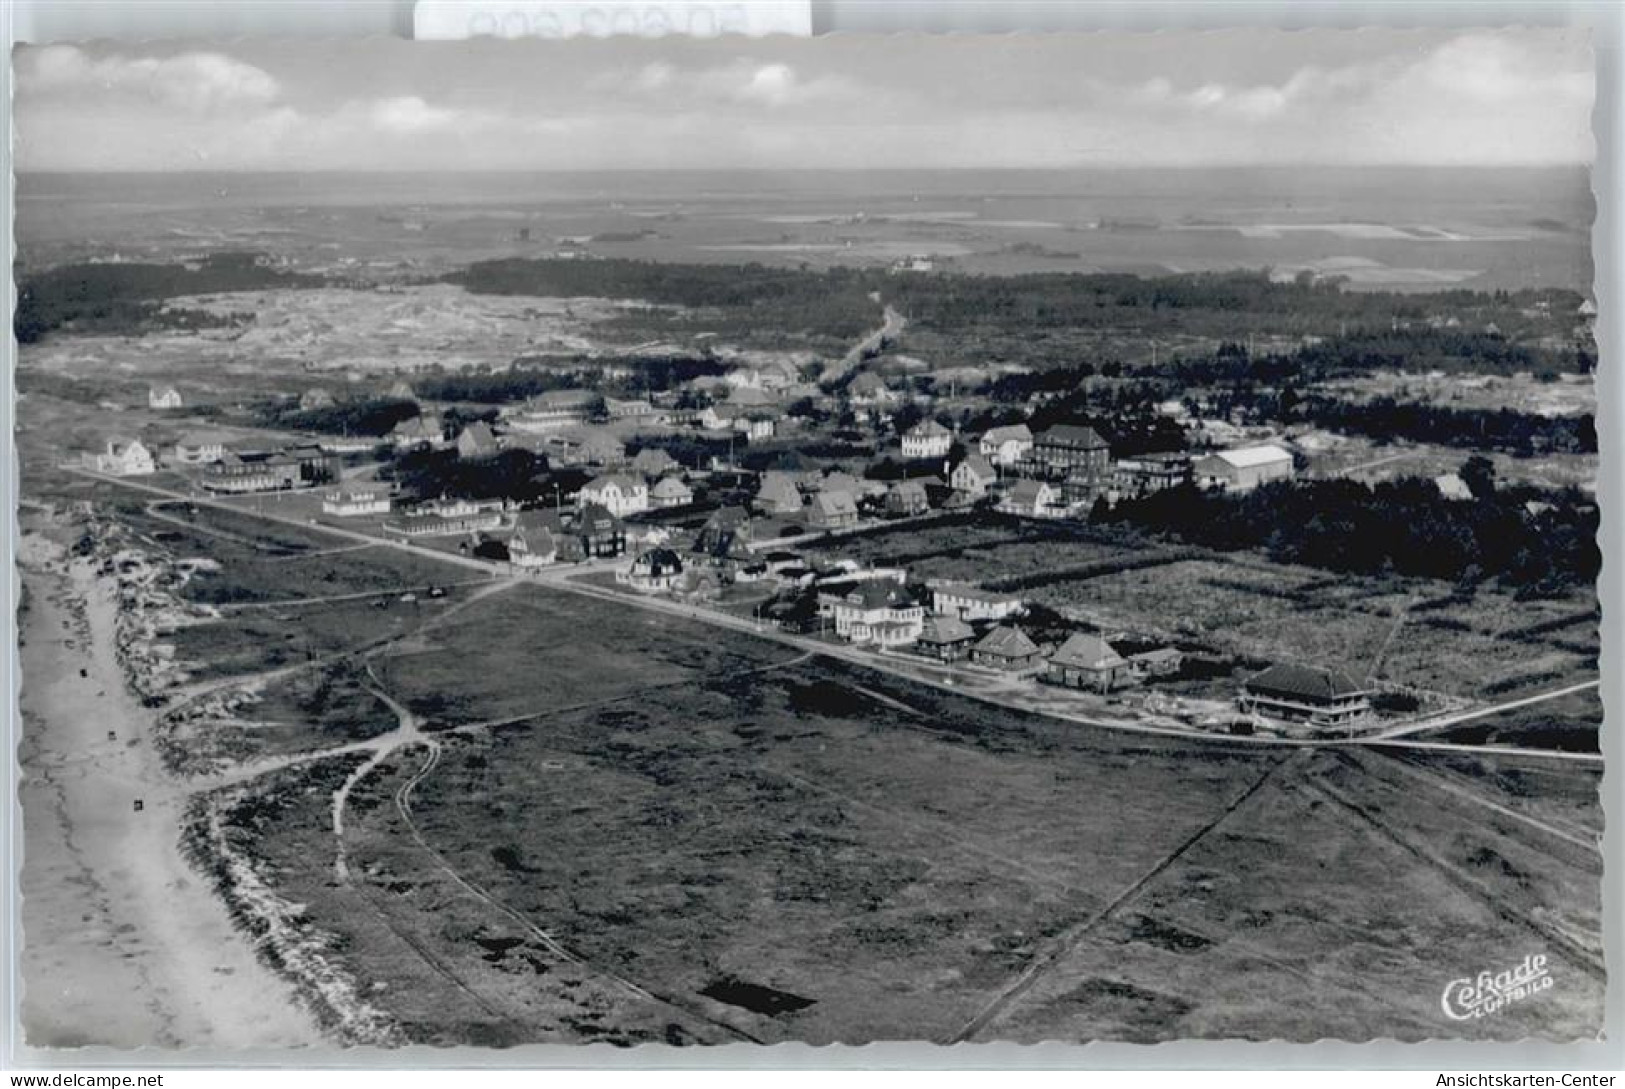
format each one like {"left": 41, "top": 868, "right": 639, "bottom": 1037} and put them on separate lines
{"left": 17, "top": 536, "right": 323, "bottom": 1050}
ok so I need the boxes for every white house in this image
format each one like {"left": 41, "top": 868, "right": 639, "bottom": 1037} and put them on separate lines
{"left": 389, "top": 414, "right": 445, "bottom": 450}
{"left": 979, "top": 423, "right": 1033, "bottom": 466}
{"left": 322, "top": 488, "right": 392, "bottom": 517}
{"left": 507, "top": 511, "right": 559, "bottom": 569}
{"left": 649, "top": 475, "right": 694, "bottom": 509}
{"left": 507, "top": 389, "right": 599, "bottom": 433}
{"left": 901, "top": 419, "right": 952, "bottom": 460}
{"left": 88, "top": 437, "right": 157, "bottom": 477}
{"left": 171, "top": 430, "right": 230, "bottom": 465}
{"left": 577, "top": 474, "right": 649, "bottom": 517}
{"left": 997, "top": 479, "right": 1060, "bottom": 518}
{"left": 619, "top": 548, "right": 686, "bottom": 593}
{"left": 931, "top": 584, "right": 1024, "bottom": 622}
{"left": 1193, "top": 444, "right": 1294, "bottom": 493}
{"left": 148, "top": 387, "right": 183, "bottom": 410}
{"left": 950, "top": 454, "right": 997, "bottom": 496}
{"left": 823, "top": 580, "right": 925, "bottom": 647}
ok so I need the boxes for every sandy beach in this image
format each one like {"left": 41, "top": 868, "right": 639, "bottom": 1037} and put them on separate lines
{"left": 18, "top": 532, "right": 322, "bottom": 1050}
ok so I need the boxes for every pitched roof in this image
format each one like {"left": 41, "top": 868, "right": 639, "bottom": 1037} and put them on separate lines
{"left": 757, "top": 471, "right": 803, "bottom": 505}
{"left": 576, "top": 502, "right": 623, "bottom": 532}
{"left": 890, "top": 480, "right": 929, "bottom": 499}
{"left": 1006, "top": 479, "right": 1050, "bottom": 506}
{"left": 583, "top": 473, "right": 645, "bottom": 494}
{"left": 918, "top": 615, "right": 976, "bottom": 644}
{"left": 1207, "top": 444, "right": 1293, "bottom": 469}
{"left": 632, "top": 448, "right": 678, "bottom": 472}
{"left": 729, "top": 386, "right": 778, "bottom": 407}
{"left": 633, "top": 548, "right": 685, "bottom": 576}
{"left": 1048, "top": 633, "right": 1126, "bottom": 671}
{"left": 457, "top": 421, "right": 498, "bottom": 451}
{"left": 649, "top": 475, "right": 693, "bottom": 498}
{"left": 907, "top": 419, "right": 951, "bottom": 438}
{"left": 982, "top": 423, "right": 1033, "bottom": 445}
{"left": 532, "top": 389, "right": 598, "bottom": 409}
{"left": 817, "top": 470, "right": 862, "bottom": 494}
{"left": 1039, "top": 423, "right": 1108, "bottom": 449}
{"left": 844, "top": 580, "right": 917, "bottom": 610}
{"left": 392, "top": 415, "right": 441, "bottom": 439}
{"left": 511, "top": 522, "right": 556, "bottom": 553}
{"left": 578, "top": 431, "right": 625, "bottom": 454}
{"left": 1246, "top": 663, "right": 1368, "bottom": 701}
{"left": 953, "top": 453, "right": 996, "bottom": 481}
{"left": 1434, "top": 472, "right": 1474, "bottom": 500}
{"left": 974, "top": 625, "right": 1040, "bottom": 659}
{"left": 813, "top": 489, "right": 858, "bottom": 517}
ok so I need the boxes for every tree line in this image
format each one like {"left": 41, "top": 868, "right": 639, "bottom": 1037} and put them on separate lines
{"left": 1097, "top": 475, "right": 1598, "bottom": 594}
{"left": 14, "top": 253, "right": 326, "bottom": 343}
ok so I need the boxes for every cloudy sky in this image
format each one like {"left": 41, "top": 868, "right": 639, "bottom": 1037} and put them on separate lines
{"left": 13, "top": 29, "right": 1594, "bottom": 172}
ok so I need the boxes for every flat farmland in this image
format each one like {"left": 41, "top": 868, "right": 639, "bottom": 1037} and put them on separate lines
{"left": 804, "top": 515, "right": 1160, "bottom": 588}
{"left": 826, "top": 516, "right": 1598, "bottom": 702}
{"left": 1080, "top": 561, "right": 1596, "bottom": 701}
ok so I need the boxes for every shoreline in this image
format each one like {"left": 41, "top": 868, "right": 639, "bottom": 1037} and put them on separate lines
{"left": 18, "top": 528, "right": 324, "bottom": 1050}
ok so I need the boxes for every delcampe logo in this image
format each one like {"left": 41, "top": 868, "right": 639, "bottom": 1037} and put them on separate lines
{"left": 1441, "top": 953, "right": 1554, "bottom": 1020}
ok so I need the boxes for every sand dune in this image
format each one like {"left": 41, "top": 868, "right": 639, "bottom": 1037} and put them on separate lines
{"left": 19, "top": 532, "right": 322, "bottom": 1050}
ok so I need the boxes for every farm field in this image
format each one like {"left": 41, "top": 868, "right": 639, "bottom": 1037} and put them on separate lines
{"left": 204, "top": 586, "right": 1604, "bottom": 1045}
{"left": 805, "top": 514, "right": 1154, "bottom": 587}
{"left": 823, "top": 516, "right": 1598, "bottom": 704}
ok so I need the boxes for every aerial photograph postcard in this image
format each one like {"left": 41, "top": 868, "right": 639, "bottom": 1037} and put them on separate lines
{"left": 11, "top": 28, "right": 1604, "bottom": 1049}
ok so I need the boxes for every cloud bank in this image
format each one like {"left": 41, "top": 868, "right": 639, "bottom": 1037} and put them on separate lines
{"left": 13, "top": 31, "right": 1594, "bottom": 172}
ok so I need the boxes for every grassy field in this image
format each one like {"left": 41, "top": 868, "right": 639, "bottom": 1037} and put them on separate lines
{"left": 121, "top": 505, "right": 478, "bottom": 607}
{"left": 193, "top": 576, "right": 1605, "bottom": 1045}
{"left": 366, "top": 585, "right": 796, "bottom": 729}
{"left": 69, "top": 495, "right": 1605, "bottom": 1043}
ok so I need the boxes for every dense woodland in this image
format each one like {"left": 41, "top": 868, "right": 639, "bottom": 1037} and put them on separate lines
{"left": 251, "top": 397, "right": 420, "bottom": 437}
{"left": 1098, "top": 472, "right": 1598, "bottom": 594}
{"left": 410, "top": 355, "right": 730, "bottom": 403}
{"left": 13, "top": 253, "right": 327, "bottom": 343}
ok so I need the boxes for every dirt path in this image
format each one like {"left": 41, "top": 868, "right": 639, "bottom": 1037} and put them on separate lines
{"left": 1367, "top": 679, "right": 1601, "bottom": 741}
{"left": 18, "top": 543, "right": 323, "bottom": 1049}
{"left": 76, "top": 469, "right": 1598, "bottom": 768}
{"left": 947, "top": 753, "right": 1295, "bottom": 1043}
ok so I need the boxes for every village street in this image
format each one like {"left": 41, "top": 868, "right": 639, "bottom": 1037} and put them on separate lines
{"left": 67, "top": 466, "right": 1603, "bottom": 768}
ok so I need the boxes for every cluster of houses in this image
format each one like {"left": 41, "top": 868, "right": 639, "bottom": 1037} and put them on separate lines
{"left": 887, "top": 418, "right": 1296, "bottom": 520}
{"left": 104, "top": 375, "right": 1367, "bottom": 734}
{"left": 79, "top": 427, "right": 335, "bottom": 492}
